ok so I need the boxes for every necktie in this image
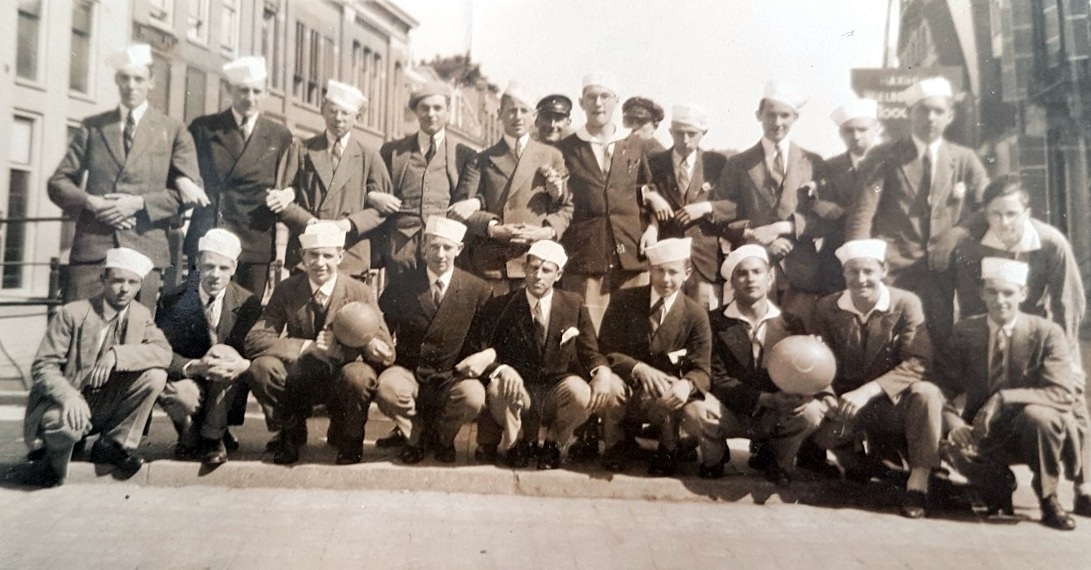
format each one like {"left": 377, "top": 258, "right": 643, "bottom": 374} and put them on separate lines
{"left": 514, "top": 138, "right": 525, "bottom": 159}
{"left": 123, "top": 110, "right": 136, "bottom": 156}
{"left": 312, "top": 290, "right": 329, "bottom": 333}
{"left": 332, "top": 139, "right": 344, "bottom": 171}
{"left": 988, "top": 328, "right": 1009, "bottom": 390}
{"left": 432, "top": 278, "right": 444, "bottom": 308}
{"left": 920, "top": 149, "right": 932, "bottom": 198}
{"left": 677, "top": 157, "right": 691, "bottom": 193}
{"left": 771, "top": 147, "right": 785, "bottom": 187}
{"left": 205, "top": 296, "right": 219, "bottom": 344}
{"left": 425, "top": 136, "right": 437, "bottom": 164}
{"left": 533, "top": 300, "right": 547, "bottom": 345}
{"left": 602, "top": 142, "right": 614, "bottom": 173}
{"left": 240, "top": 116, "right": 253, "bottom": 141}
{"left": 649, "top": 298, "right": 665, "bottom": 336}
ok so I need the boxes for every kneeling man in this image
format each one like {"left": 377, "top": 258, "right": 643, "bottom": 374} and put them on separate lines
{"left": 24, "top": 248, "right": 170, "bottom": 485}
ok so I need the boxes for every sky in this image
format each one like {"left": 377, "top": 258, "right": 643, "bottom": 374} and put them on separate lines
{"left": 396, "top": 0, "right": 893, "bottom": 156}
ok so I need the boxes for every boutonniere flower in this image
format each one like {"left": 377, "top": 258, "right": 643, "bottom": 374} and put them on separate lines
{"left": 699, "top": 182, "right": 712, "bottom": 194}
{"left": 952, "top": 182, "right": 966, "bottom": 200}
{"left": 667, "top": 348, "right": 688, "bottom": 365}
{"left": 560, "top": 327, "right": 579, "bottom": 345}
{"left": 539, "top": 166, "right": 568, "bottom": 200}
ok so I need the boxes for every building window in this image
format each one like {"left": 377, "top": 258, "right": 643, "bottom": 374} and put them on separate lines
{"left": 185, "top": 67, "right": 207, "bottom": 123}
{"left": 149, "top": 0, "right": 174, "bottom": 27}
{"left": 261, "top": 4, "right": 281, "bottom": 89}
{"left": 59, "top": 126, "right": 80, "bottom": 258}
{"left": 17, "top": 0, "right": 44, "bottom": 81}
{"left": 368, "top": 52, "right": 380, "bottom": 128}
{"left": 150, "top": 53, "right": 172, "bottom": 112}
{"left": 5, "top": 117, "right": 36, "bottom": 289}
{"left": 307, "top": 29, "right": 321, "bottom": 105}
{"left": 70, "top": 1, "right": 95, "bottom": 93}
{"left": 220, "top": 0, "right": 239, "bottom": 55}
{"left": 219, "top": 78, "right": 233, "bottom": 111}
{"left": 322, "top": 35, "right": 336, "bottom": 87}
{"left": 293, "top": 21, "right": 306, "bottom": 99}
{"left": 187, "top": 0, "right": 210, "bottom": 45}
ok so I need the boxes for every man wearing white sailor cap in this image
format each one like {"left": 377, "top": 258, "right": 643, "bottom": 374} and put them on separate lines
{"left": 186, "top": 55, "right": 294, "bottom": 299}
{"left": 556, "top": 72, "right": 657, "bottom": 331}
{"left": 245, "top": 221, "right": 395, "bottom": 465}
{"left": 154, "top": 229, "right": 262, "bottom": 466}
{"left": 643, "top": 102, "right": 731, "bottom": 311}
{"left": 48, "top": 44, "right": 204, "bottom": 311}
{"left": 22, "top": 247, "right": 172, "bottom": 486}
{"left": 716, "top": 80, "right": 831, "bottom": 326}
{"left": 937, "top": 257, "right": 1080, "bottom": 530}
{"left": 846, "top": 76, "right": 988, "bottom": 349}
{"left": 453, "top": 80, "right": 573, "bottom": 294}
{"left": 808, "top": 238, "right": 944, "bottom": 518}
{"left": 597, "top": 237, "right": 712, "bottom": 475}
{"left": 466, "top": 239, "right": 611, "bottom": 470}
{"left": 272, "top": 79, "right": 394, "bottom": 280}
{"left": 373, "top": 216, "right": 493, "bottom": 464}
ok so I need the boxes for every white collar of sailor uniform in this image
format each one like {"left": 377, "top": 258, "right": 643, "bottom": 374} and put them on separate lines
{"left": 836, "top": 283, "right": 891, "bottom": 323}
{"left": 576, "top": 124, "right": 626, "bottom": 145}
{"left": 981, "top": 218, "right": 1042, "bottom": 253}
{"left": 723, "top": 299, "right": 780, "bottom": 333}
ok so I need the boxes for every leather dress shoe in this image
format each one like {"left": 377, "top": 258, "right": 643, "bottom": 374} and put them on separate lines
{"left": 474, "top": 445, "right": 498, "bottom": 464}
{"left": 1073, "top": 494, "right": 1091, "bottom": 517}
{"left": 647, "top": 449, "right": 677, "bottom": 476}
{"left": 434, "top": 444, "right": 457, "bottom": 464}
{"left": 761, "top": 464, "right": 791, "bottom": 488}
{"left": 174, "top": 442, "right": 198, "bottom": 461}
{"left": 399, "top": 444, "right": 426, "bottom": 465}
{"left": 376, "top": 428, "right": 408, "bottom": 449}
{"left": 26, "top": 448, "right": 47, "bottom": 462}
{"left": 602, "top": 442, "right": 631, "bottom": 472}
{"left": 265, "top": 432, "right": 285, "bottom": 453}
{"left": 222, "top": 430, "right": 240, "bottom": 453}
{"left": 537, "top": 441, "right": 561, "bottom": 470}
{"left": 675, "top": 442, "right": 699, "bottom": 464}
{"left": 89, "top": 439, "right": 144, "bottom": 479}
{"left": 20, "top": 460, "right": 63, "bottom": 488}
{"left": 503, "top": 442, "right": 533, "bottom": 468}
{"left": 201, "top": 438, "right": 228, "bottom": 466}
{"left": 567, "top": 437, "right": 599, "bottom": 461}
{"left": 1040, "top": 495, "right": 1077, "bottom": 530}
{"left": 747, "top": 444, "right": 775, "bottom": 473}
{"left": 273, "top": 445, "right": 300, "bottom": 465}
{"left": 336, "top": 446, "right": 364, "bottom": 465}
{"left": 900, "top": 490, "right": 927, "bottom": 519}
{"left": 698, "top": 452, "right": 730, "bottom": 480}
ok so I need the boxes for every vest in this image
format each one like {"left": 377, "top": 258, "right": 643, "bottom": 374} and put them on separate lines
{"left": 400, "top": 141, "right": 452, "bottom": 218}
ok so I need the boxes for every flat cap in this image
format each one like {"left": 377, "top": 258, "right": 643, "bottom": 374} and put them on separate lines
{"left": 623, "top": 97, "right": 665, "bottom": 123}
{"left": 537, "top": 94, "right": 573, "bottom": 118}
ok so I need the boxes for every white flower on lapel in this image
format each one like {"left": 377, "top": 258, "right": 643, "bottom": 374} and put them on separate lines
{"left": 699, "top": 182, "right": 712, "bottom": 194}
{"left": 561, "top": 327, "right": 579, "bottom": 345}
{"left": 667, "top": 348, "right": 688, "bottom": 364}
{"left": 952, "top": 182, "right": 966, "bottom": 200}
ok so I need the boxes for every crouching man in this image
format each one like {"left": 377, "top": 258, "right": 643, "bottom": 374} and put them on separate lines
{"left": 156, "top": 229, "right": 261, "bottom": 465}
{"left": 468, "top": 240, "right": 613, "bottom": 469}
{"left": 599, "top": 237, "right": 712, "bottom": 475}
{"left": 938, "top": 258, "right": 1081, "bottom": 531}
{"left": 23, "top": 248, "right": 170, "bottom": 486}
{"left": 682, "top": 245, "right": 822, "bottom": 486}
{"left": 244, "top": 222, "right": 395, "bottom": 465}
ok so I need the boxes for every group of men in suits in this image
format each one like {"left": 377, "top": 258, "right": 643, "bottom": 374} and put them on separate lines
{"left": 21, "top": 42, "right": 1091, "bottom": 530}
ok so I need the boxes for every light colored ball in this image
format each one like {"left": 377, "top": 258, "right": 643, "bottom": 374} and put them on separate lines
{"left": 331, "top": 301, "right": 383, "bottom": 348}
{"left": 767, "top": 335, "right": 836, "bottom": 394}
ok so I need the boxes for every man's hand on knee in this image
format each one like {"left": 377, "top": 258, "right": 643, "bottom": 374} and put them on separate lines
{"left": 62, "top": 397, "right": 92, "bottom": 433}
{"left": 495, "top": 365, "right": 525, "bottom": 403}
{"left": 659, "top": 379, "right": 693, "bottom": 411}
{"left": 588, "top": 369, "right": 614, "bottom": 413}
{"left": 632, "top": 363, "right": 673, "bottom": 399}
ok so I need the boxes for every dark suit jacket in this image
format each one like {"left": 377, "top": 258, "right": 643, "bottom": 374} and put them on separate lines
{"left": 718, "top": 141, "right": 828, "bottom": 291}
{"left": 556, "top": 133, "right": 654, "bottom": 274}
{"left": 707, "top": 307, "right": 805, "bottom": 417}
{"left": 473, "top": 288, "right": 606, "bottom": 385}
{"left": 184, "top": 110, "right": 294, "bottom": 264}
{"left": 276, "top": 134, "right": 394, "bottom": 275}
{"left": 937, "top": 314, "right": 1073, "bottom": 424}
{"left": 379, "top": 267, "right": 492, "bottom": 382}
{"left": 804, "top": 151, "right": 863, "bottom": 292}
{"left": 455, "top": 138, "right": 574, "bottom": 278}
{"left": 48, "top": 106, "right": 201, "bottom": 267}
{"left": 599, "top": 286, "right": 712, "bottom": 392}
{"left": 155, "top": 278, "right": 262, "bottom": 380}
{"left": 845, "top": 137, "right": 988, "bottom": 274}
{"left": 811, "top": 287, "right": 931, "bottom": 399}
{"left": 647, "top": 149, "right": 731, "bottom": 282}
{"left": 244, "top": 271, "right": 394, "bottom": 366}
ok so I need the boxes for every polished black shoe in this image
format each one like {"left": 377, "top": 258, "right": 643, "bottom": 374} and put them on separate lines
{"left": 399, "top": 444, "right": 426, "bottom": 465}
{"left": 503, "top": 442, "right": 532, "bottom": 468}
{"left": 647, "top": 449, "right": 677, "bottom": 477}
{"left": 761, "top": 465, "right": 791, "bottom": 488}
{"left": 1041, "top": 495, "right": 1077, "bottom": 530}
{"left": 537, "top": 441, "right": 561, "bottom": 470}
{"left": 675, "top": 441, "right": 699, "bottom": 464}
{"left": 222, "top": 429, "right": 240, "bottom": 453}
{"left": 1073, "top": 494, "right": 1091, "bottom": 517}
{"left": 376, "top": 427, "right": 408, "bottom": 449}
{"left": 568, "top": 437, "right": 600, "bottom": 461}
{"left": 900, "top": 490, "right": 927, "bottom": 519}
{"left": 273, "top": 445, "right": 300, "bottom": 465}
{"left": 434, "top": 444, "right": 457, "bottom": 464}
{"left": 89, "top": 439, "right": 144, "bottom": 479}
{"left": 698, "top": 452, "right": 730, "bottom": 480}
{"left": 602, "top": 442, "right": 631, "bottom": 472}
{"left": 474, "top": 445, "right": 498, "bottom": 464}
{"left": 20, "top": 460, "right": 63, "bottom": 488}
{"left": 174, "top": 442, "right": 198, "bottom": 461}
{"left": 265, "top": 431, "right": 285, "bottom": 453}
{"left": 26, "top": 448, "right": 47, "bottom": 462}
{"left": 201, "top": 438, "right": 229, "bottom": 466}
{"left": 747, "top": 443, "right": 775, "bottom": 473}
{"left": 336, "top": 446, "right": 364, "bottom": 465}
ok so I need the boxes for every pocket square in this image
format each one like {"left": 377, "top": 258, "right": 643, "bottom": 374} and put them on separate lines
{"left": 667, "top": 348, "right": 688, "bottom": 364}
{"left": 561, "top": 327, "right": 580, "bottom": 345}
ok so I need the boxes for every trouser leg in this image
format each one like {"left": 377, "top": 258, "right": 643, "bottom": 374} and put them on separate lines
{"left": 90, "top": 369, "right": 168, "bottom": 450}
{"left": 158, "top": 379, "right": 202, "bottom": 446}
{"left": 541, "top": 376, "right": 591, "bottom": 447}
{"left": 485, "top": 376, "right": 531, "bottom": 453}
{"left": 597, "top": 374, "right": 631, "bottom": 448}
{"left": 333, "top": 362, "right": 379, "bottom": 449}
{"left": 681, "top": 394, "right": 746, "bottom": 465}
{"left": 1013, "top": 405, "right": 1070, "bottom": 499}
{"left": 38, "top": 402, "right": 93, "bottom": 480}
{"left": 199, "top": 381, "right": 239, "bottom": 441}
{"left": 766, "top": 398, "right": 825, "bottom": 469}
{"left": 434, "top": 379, "right": 486, "bottom": 446}
{"left": 244, "top": 355, "right": 289, "bottom": 431}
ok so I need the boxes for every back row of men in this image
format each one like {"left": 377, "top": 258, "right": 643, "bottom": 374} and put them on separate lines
{"left": 25, "top": 45, "right": 1089, "bottom": 530}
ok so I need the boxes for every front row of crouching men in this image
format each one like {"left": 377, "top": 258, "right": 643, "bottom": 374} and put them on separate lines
{"left": 22, "top": 216, "right": 1084, "bottom": 530}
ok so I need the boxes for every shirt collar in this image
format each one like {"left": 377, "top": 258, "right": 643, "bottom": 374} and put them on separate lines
{"left": 119, "top": 101, "right": 149, "bottom": 124}
{"left": 231, "top": 107, "right": 258, "bottom": 128}
{"left": 426, "top": 266, "right": 454, "bottom": 289}
{"left": 761, "top": 137, "right": 791, "bottom": 158}
{"left": 199, "top": 284, "right": 228, "bottom": 306}
{"left": 723, "top": 299, "right": 781, "bottom": 328}
{"left": 326, "top": 130, "right": 351, "bottom": 149}
{"left": 836, "top": 283, "right": 892, "bottom": 321}
{"left": 309, "top": 274, "right": 338, "bottom": 298}
{"left": 576, "top": 124, "right": 626, "bottom": 145}
{"left": 988, "top": 314, "right": 1019, "bottom": 338}
{"left": 673, "top": 148, "right": 697, "bottom": 168}
{"left": 502, "top": 133, "right": 529, "bottom": 152}
{"left": 101, "top": 301, "right": 124, "bottom": 323}
{"left": 849, "top": 151, "right": 867, "bottom": 169}
{"left": 980, "top": 218, "right": 1042, "bottom": 253}
{"left": 526, "top": 288, "right": 554, "bottom": 310}
{"left": 651, "top": 289, "right": 681, "bottom": 316}
{"left": 911, "top": 135, "right": 942, "bottom": 162}
{"left": 417, "top": 129, "right": 444, "bottom": 154}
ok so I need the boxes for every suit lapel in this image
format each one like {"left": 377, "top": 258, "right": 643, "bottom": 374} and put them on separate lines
{"left": 487, "top": 140, "right": 517, "bottom": 182}
{"left": 81, "top": 298, "right": 110, "bottom": 370}
{"left": 862, "top": 311, "right": 897, "bottom": 370}
{"left": 444, "top": 137, "right": 461, "bottom": 188}
{"left": 293, "top": 278, "right": 317, "bottom": 339}
{"left": 1007, "top": 317, "right": 1032, "bottom": 386}
{"left": 719, "top": 321, "right": 755, "bottom": 372}
{"left": 393, "top": 136, "right": 413, "bottom": 191}
{"left": 744, "top": 144, "right": 776, "bottom": 208}
{"left": 217, "top": 284, "right": 242, "bottom": 340}
{"left": 930, "top": 142, "right": 954, "bottom": 203}
{"left": 508, "top": 140, "right": 544, "bottom": 202}
{"left": 307, "top": 138, "right": 335, "bottom": 200}
{"left": 651, "top": 295, "right": 684, "bottom": 353}
{"left": 210, "top": 111, "right": 245, "bottom": 181}
{"left": 124, "top": 108, "right": 159, "bottom": 170}
{"left": 98, "top": 109, "right": 126, "bottom": 168}
{"left": 776, "top": 145, "right": 807, "bottom": 219}
{"left": 897, "top": 139, "right": 923, "bottom": 198}
{"left": 684, "top": 151, "right": 707, "bottom": 203}
{"left": 326, "top": 138, "right": 362, "bottom": 202}
{"left": 655, "top": 152, "right": 683, "bottom": 208}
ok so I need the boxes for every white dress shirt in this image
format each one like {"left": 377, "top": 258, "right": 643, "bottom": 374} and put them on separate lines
{"left": 760, "top": 137, "right": 791, "bottom": 177}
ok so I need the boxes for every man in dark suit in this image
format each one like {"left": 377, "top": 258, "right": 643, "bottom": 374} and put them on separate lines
{"left": 48, "top": 44, "right": 204, "bottom": 310}
{"left": 454, "top": 82, "right": 573, "bottom": 293}
{"left": 244, "top": 223, "right": 395, "bottom": 465}
{"left": 645, "top": 103, "right": 731, "bottom": 310}
{"left": 809, "top": 239, "right": 945, "bottom": 518}
{"left": 185, "top": 56, "right": 294, "bottom": 299}
{"left": 682, "top": 245, "right": 822, "bottom": 486}
{"left": 622, "top": 96, "right": 667, "bottom": 155}
{"left": 466, "top": 240, "right": 613, "bottom": 469}
{"left": 534, "top": 94, "right": 573, "bottom": 145}
{"left": 715, "top": 81, "right": 829, "bottom": 327}
{"left": 556, "top": 73, "right": 655, "bottom": 331}
{"left": 845, "top": 77, "right": 988, "bottom": 345}
{"left": 156, "top": 230, "right": 261, "bottom": 466}
{"left": 374, "top": 217, "right": 492, "bottom": 464}
{"left": 937, "top": 258, "right": 1079, "bottom": 531}
{"left": 23, "top": 248, "right": 170, "bottom": 486}
{"left": 270, "top": 80, "right": 393, "bottom": 279}
{"left": 377, "top": 82, "right": 475, "bottom": 278}
{"left": 598, "top": 238, "right": 712, "bottom": 475}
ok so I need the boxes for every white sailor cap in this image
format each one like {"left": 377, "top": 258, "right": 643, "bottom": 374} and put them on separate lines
{"left": 671, "top": 103, "right": 709, "bottom": 131}
{"left": 107, "top": 44, "right": 153, "bottom": 71}
{"left": 299, "top": 221, "right": 346, "bottom": 250}
{"left": 582, "top": 72, "right": 621, "bottom": 97}
{"left": 105, "top": 247, "right": 154, "bottom": 278}
{"left": 835, "top": 239, "right": 887, "bottom": 265}
{"left": 830, "top": 98, "right": 879, "bottom": 126}
{"left": 646, "top": 237, "right": 692, "bottom": 266}
{"left": 501, "top": 81, "right": 536, "bottom": 108}
{"left": 720, "top": 244, "right": 769, "bottom": 280}
{"left": 981, "top": 257, "right": 1029, "bottom": 286}
{"left": 325, "top": 80, "right": 367, "bottom": 112}
{"left": 527, "top": 239, "right": 568, "bottom": 269}
{"left": 903, "top": 77, "right": 954, "bottom": 108}
{"left": 762, "top": 80, "right": 807, "bottom": 112}
{"left": 223, "top": 56, "right": 268, "bottom": 86}
{"left": 198, "top": 229, "right": 242, "bottom": 261}
{"left": 424, "top": 215, "right": 467, "bottom": 244}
